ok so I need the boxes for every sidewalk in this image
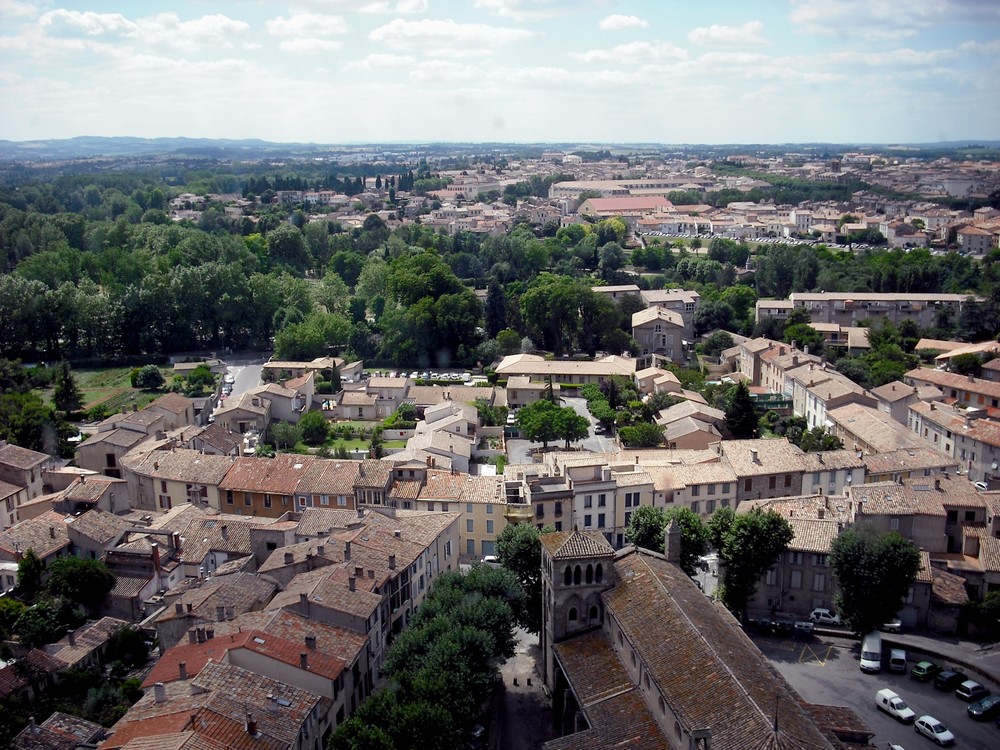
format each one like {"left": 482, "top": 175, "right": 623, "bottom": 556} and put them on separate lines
{"left": 492, "top": 628, "right": 556, "bottom": 750}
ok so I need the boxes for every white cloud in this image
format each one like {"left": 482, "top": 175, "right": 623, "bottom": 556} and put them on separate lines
{"left": 471, "top": 0, "right": 561, "bottom": 22}
{"left": 789, "top": 0, "right": 1000, "bottom": 37}
{"left": 598, "top": 14, "right": 648, "bottom": 31}
{"left": 266, "top": 13, "right": 348, "bottom": 37}
{"left": 0, "top": 1, "right": 38, "bottom": 20}
{"left": 688, "top": 21, "right": 768, "bottom": 47}
{"left": 570, "top": 40, "right": 687, "bottom": 64}
{"left": 279, "top": 38, "right": 343, "bottom": 53}
{"left": 369, "top": 18, "right": 534, "bottom": 50}
{"left": 39, "top": 9, "right": 132, "bottom": 36}
{"left": 132, "top": 13, "right": 251, "bottom": 52}
{"left": 395, "top": 0, "right": 428, "bottom": 13}
{"left": 409, "top": 60, "right": 481, "bottom": 83}
{"left": 343, "top": 53, "right": 417, "bottom": 70}
{"left": 960, "top": 39, "right": 1000, "bottom": 54}
{"left": 358, "top": 0, "right": 428, "bottom": 12}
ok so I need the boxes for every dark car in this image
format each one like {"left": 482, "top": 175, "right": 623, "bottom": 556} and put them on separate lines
{"left": 967, "top": 694, "right": 1000, "bottom": 720}
{"left": 911, "top": 661, "right": 943, "bottom": 682}
{"left": 933, "top": 670, "right": 968, "bottom": 691}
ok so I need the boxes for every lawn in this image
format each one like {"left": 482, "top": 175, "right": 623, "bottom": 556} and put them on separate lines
{"left": 71, "top": 366, "right": 175, "bottom": 413}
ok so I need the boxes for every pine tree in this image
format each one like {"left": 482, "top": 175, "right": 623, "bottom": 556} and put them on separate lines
{"left": 53, "top": 361, "right": 82, "bottom": 413}
{"left": 485, "top": 282, "right": 507, "bottom": 339}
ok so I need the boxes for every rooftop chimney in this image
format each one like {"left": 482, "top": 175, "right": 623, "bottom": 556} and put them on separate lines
{"left": 226, "top": 606, "right": 234, "bottom": 620}
{"left": 67, "top": 629, "right": 76, "bottom": 647}
{"left": 179, "top": 662, "right": 188, "bottom": 680}
{"left": 355, "top": 565, "right": 364, "bottom": 577}
{"left": 349, "top": 576, "right": 356, "bottom": 592}
{"left": 216, "top": 606, "right": 225, "bottom": 622}
{"left": 196, "top": 627, "right": 205, "bottom": 643}
{"left": 389, "top": 554, "right": 396, "bottom": 570}
{"left": 49, "top": 527, "right": 55, "bottom": 539}
{"left": 299, "top": 592, "right": 309, "bottom": 615}
{"left": 300, "top": 652, "right": 308, "bottom": 669}
{"left": 176, "top": 602, "right": 184, "bottom": 615}
{"left": 284, "top": 552, "right": 294, "bottom": 564}
{"left": 305, "top": 634, "right": 317, "bottom": 650}
{"left": 205, "top": 628, "right": 214, "bottom": 640}
{"left": 664, "top": 519, "right": 682, "bottom": 564}
{"left": 344, "top": 541, "right": 351, "bottom": 561}
{"left": 246, "top": 713, "right": 257, "bottom": 737}
{"left": 817, "top": 508, "right": 825, "bottom": 519}
{"left": 316, "top": 544, "right": 325, "bottom": 556}
{"left": 188, "top": 629, "right": 197, "bottom": 644}
{"left": 934, "top": 478, "right": 941, "bottom": 490}
{"left": 750, "top": 448, "right": 759, "bottom": 464}
{"left": 154, "top": 682, "right": 166, "bottom": 704}
{"left": 28, "top": 717, "right": 36, "bottom": 733}
{"left": 221, "top": 525, "right": 228, "bottom": 540}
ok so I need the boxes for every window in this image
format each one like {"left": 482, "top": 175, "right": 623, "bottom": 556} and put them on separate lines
{"left": 690, "top": 485, "right": 700, "bottom": 497}
{"left": 226, "top": 490, "right": 233, "bottom": 505}
{"left": 768, "top": 476, "right": 777, "bottom": 490}
{"left": 598, "top": 494, "right": 607, "bottom": 507}
{"left": 466, "top": 519, "right": 474, "bottom": 533}
{"left": 598, "top": 513, "right": 606, "bottom": 528}
{"left": 536, "top": 504, "right": 544, "bottom": 518}
{"left": 466, "top": 503, "right": 473, "bottom": 513}
{"left": 789, "top": 552, "right": 803, "bottom": 565}
{"left": 813, "top": 573, "right": 826, "bottom": 592}
{"left": 555, "top": 521, "right": 562, "bottom": 531}
{"left": 744, "top": 478, "right": 752, "bottom": 491}
{"left": 467, "top": 539, "right": 475, "bottom": 555}
{"left": 596, "top": 564, "right": 603, "bottom": 583}
{"left": 706, "top": 499, "right": 715, "bottom": 514}
{"left": 160, "top": 480, "right": 168, "bottom": 493}
{"left": 568, "top": 607, "right": 578, "bottom": 622}
{"left": 338, "top": 495, "right": 347, "bottom": 507}
{"left": 565, "top": 566, "right": 572, "bottom": 585}
{"left": 707, "top": 483, "right": 716, "bottom": 496}
{"left": 444, "top": 540, "right": 452, "bottom": 557}
{"left": 790, "top": 570, "right": 803, "bottom": 589}
{"left": 264, "top": 495, "right": 272, "bottom": 509}
{"left": 555, "top": 501, "right": 563, "bottom": 516}
{"left": 574, "top": 566, "right": 581, "bottom": 584}
{"left": 486, "top": 504, "right": 493, "bottom": 515}
{"left": 722, "top": 483, "right": 731, "bottom": 494}
{"left": 320, "top": 495, "right": 329, "bottom": 506}
{"left": 890, "top": 518, "right": 899, "bottom": 530}
{"left": 584, "top": 495, "right": 592, "bottom": 508}
{"left": 486, "top": 520, "right": 494, "bottom": 534}
{"left": 813, "top": 554, "right": 828, "bottom": 567}
{"left": 766, "top": 569, "right": 776, "bottom": 586}
{"left": 965, "top": 510, "right": 976, "bottom": 522}
{"left": 584, "top": 514, "right": 592, "bottom": 528}
{"left": 244, "top": 496, "right": 251, "bottom": 506}
{"left": 586, "top": 564, "right": 593, "bottom": 584}
{"left": 427, "top": 502, "right": 435, "bottom": 512}
{"left": 783, "top": 474, "right": 793, "bottom": 487}
{"left": 625, "top": 492, "right": 640, "bottom": 508}
{"left": 946, "top": 510, "right": 958, "bottom": 523}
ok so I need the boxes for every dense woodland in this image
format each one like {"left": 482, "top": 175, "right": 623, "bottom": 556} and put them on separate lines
{"left": 2, "top": 161, "right": 1000, "bottom": 379}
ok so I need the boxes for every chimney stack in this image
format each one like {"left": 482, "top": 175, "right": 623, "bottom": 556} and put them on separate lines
{"left": 344, "top": 541, "right": 351, "bottom": 561}
{"left": 300, "top": 652, "right": 308, "bottom": 669}
{"left": 305, "top": 634, "right": 316, "bottom": 650}
{"left": 246, "top": 713, "right": 257, "bottom": 737}
{"left": 29, "top": 717, "right": 36, "bottom": 733}
{"left": 196, "top": 627, "right": 205, "bottom": 643}
{"left": 226, "top": 606, "right": 234, "bottom": 621}
{"left": 175, "top": 602, "right": 184, "bottom": 615}
{"left": 154, "top": 682, "right": 166, "bottom": 704}
{"left": 389, "top": 554, "right": 396, "bottom": 570}
{"left": 67, "top": 630, "right": 75, "bottom": 647}
{"left": 284, "top": 552, "right": 294, "bottom": 564}
{"left": 221, "top": 525, "right": 228, "bottom": 540}
{"left": 316, "top": 544, "right": 325, "bottom": 556}
{"left": 188, "top": 628, "right": 197, "bottom": 644}
{"left": 205, "top": 628, "right": 214, "bottom": 640}
{"left": 179, "top": 662, "right": 188, "bottom": 680}
{"left": 750, "top": 448, "right": 759, "bottom": 463}
{"left": 664, "top": 519, "right": 682, "bottom": 564}
{"left": 349, "top": 576, "right": 356, "bottom": 592}
{"left": 216, "top": 606, "right": 225, "bottom": 622}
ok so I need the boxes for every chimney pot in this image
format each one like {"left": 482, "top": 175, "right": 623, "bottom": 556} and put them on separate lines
{"left": 206, "top": 628, "right": 214, "bottom": 640}
{"left": 154, "top": 682, "right": 166, "bottom": 704}
{"left": 226, "top": 606, "right": 234, "bottom": 620}
{"left": 246, "top": 713, "right": 257, "bottom": 737}
{"left": 67, "top": 629, "right": 76, "bottom": 646}
{"left": 188, "top": 628, "right": 197, "bottom": 644}
{"left": 349, "top": 576, "right": 356, "bottom": 592}
{"left": 284, "top": 552, "right": 294, "bottom": 564}
{"left": 305, "top": 634, "right": 316, "bottom": 650}
{"left": 216, "top": 606, "right": 225, "bottom": 622}
{"left": 176, "top": 602, "right": 184, "bottom": 615}
{"left": 300, "top": 652, "right": 308, "bottom": 669}
{"left": 179, "top": 661, "right": 188, "bottom": 680}
{"left": 316, "top": 544, "right": 325, "bottom": 555}
{"left": 344, "top": 541, "right": 351, "bottom": 561}
{"left": 389, "top": 554, "right": 396, "bottom": 570}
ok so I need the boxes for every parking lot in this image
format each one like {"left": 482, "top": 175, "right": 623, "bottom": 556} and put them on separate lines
{"left": 754, "top": 634, "right": 1000, "bottom": 748}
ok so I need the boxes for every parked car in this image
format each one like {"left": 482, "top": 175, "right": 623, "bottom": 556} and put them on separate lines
{"left": 974, "top": 480, "right": 988, "bottom": 491}
{"left": 809, "top": 607, "right": 842, "bottom": 626}
{"left": 860, "top": 631, "right": 882, "bottom": 673}
{"left": 913, "top": 715, "right": 954, "bottom": 746}
{"left": 933, "top": 670, "right": 968, "bottom": 691}
{"left": 793, "top": 621, "right": 814, "bottom": 638}
{"left": 876, "top": 688, "right": 916, "bottom": 723}
{"left": 889, "top": 649, "right": 907, "bottom": 674}
{"left": 881, "top": 618, "right": 903, "bottom": 633}
{"left": 955, "top": 680, "right": 990, "bottom": 702}
{"left": 967, "top": 693, "right": 1000, "bottom": 720}
{"left": 911, "top": 661, "right": 943, "bottom": 682}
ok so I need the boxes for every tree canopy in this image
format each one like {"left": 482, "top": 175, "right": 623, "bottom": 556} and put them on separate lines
{"left": 830, "top": 525, "right": 921, "bottom": 635}
{"left": 711, "top": 507, "right": 793, "bottom": 619}
{"left": 624, "top": 505, "right": 710, "bottom": 577}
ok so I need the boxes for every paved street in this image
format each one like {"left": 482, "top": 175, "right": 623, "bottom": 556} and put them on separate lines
{"left": 505, "top": 396, "right": 616, "bottom": 466}
{"left": 493, "top": 628, "right": 556, "bottom": 750}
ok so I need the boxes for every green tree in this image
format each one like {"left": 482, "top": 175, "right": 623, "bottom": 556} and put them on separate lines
{"left": 714, "top": 508, "right": 793, "bottom": 620}
{"left": 554, "top": 408, "right": 590, "bottom": 448}
{"left": 618, "top": 422, "right": 663, "bottom": 448}
{"left": 53, "top": 361, "right": 82, "bottom": 413}
{"left": 950, "top": 352, "right": 983, "bottom": 377}
{"left": 624, "top": 505, "right": 709, "bottom": 577}
{"left": 515, "top": 400, "right": 560, "bottom": 448}
{"left": 702, "top": 331, "right": 735, "bottom": 360}
{"left": 830, "top": 525, "right": 921, "bottom": 635}
{"left": 46, "top": 556, "right": 116, "bottom": 608}
{"left": 0, "top": 597, "right": 26, "bottom": 639}
{"left": 270, "top": 420, "right": 302, "bottom": 451}
{"left": 724, "top": 381, "right": 759, "bottom": 439}
{"left": 133, "top": 364, "right": 165, "bottom": 390}
{"left": 299, "top": 411, "right": 330, "bottom": 446}
{"left": 496, "top": 522, "right": 545, "bottom": 633}
{"left": 783, "top": 323, "right": 823, "bottom": 356}
{"left": 16, "top": 547, "right": 45, "bottom": 599}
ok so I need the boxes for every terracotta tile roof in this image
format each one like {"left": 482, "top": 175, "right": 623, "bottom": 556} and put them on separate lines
{"left": 719, "top": 438, "right": 808, "bottom": 477}
{"left": 390, "top": 478, "right": 423, "bottom": 500}
{"left": 192, "top": 424, "right": 242, "bottom": 455}
{"left": 218, "top": 454, "right": 315, "bottom": 494}
{"left": 338, "top": 390, "right": 377, "bottom": 407}
{"left": 100, "top": 410, "right": 164, "bottom": 431}
{"left": 605, "top": 551, "right": 837, "bottom": 749}
{"left": 0, "top": 649, "right": 65, "bottom": 699}
{"left": 540, "top": 530, "right": 615, "bottom": 560}
{"left": 965, "top": 526, "right": 1000, "bottom": 572}
{"left": 931, "top": 565, "right": 969, "bottom": 606}
{"left": 0, "top": 510, "right": 71, "bottom": 558}
{"left": 149, "top": 393, "right": 194, "bottom": 415}
{"left": 848, "top": 482, "right": 947, "bottom": 517}
{"left": 62, "top": 475, "right": 125, "bottom": 503}
{"left": 257, "top": 539, "right": 342, "bottom": 573}
{"left": 190, "top": 660, "right": 331, "bottom": 746}
{"left": 0, "top": 478, "right": 22, "bottom": 499}
{"left": 547, "top": 631, "right": 665, "bottom": 750}
{"left": 79, "top": 428, "right": 147, "bottom": 450}
{"left": 294, "top": 458, "right": 359, "bottom": 496}
{"left": 786, "top": 518, "right": 842, "bottom": 553}
{"left": 237, "top": 628, "right": 346, "bottom": 681}
{"left": 906, "top": 368, "right": 1000, "bottom": 400}
{"left": 65, "top": 508, "right": 130, "bottom": 545}
{"left": 43, "top": 616, "right": 130, "bottom": 667}
{"left": 871, "top": 380, "right": 917, "bottom": 402}
{"left": 863, "top": 448, "right": 957, "bottom": 475}
{"left": 355, "top": 458, "right": 392, "bottom": 488}
{"left": 13, "top": 711, "right": 104, "bottom": 750}
{"left": 142, "top": 631, "right": 253, "bottom": 688}
{"left": 271, "top": 566, "right": 382, "bottom": 620}
{"left": 294, "top": 508, "right": 364, "bottom": 538}
{"left": 118, "top": 731, "right": 229, "bottom": 750}
{"left": 156, "top": 572, "right": 276, "bottom": 624}
{"left": 0, "top": 442, "right": 50, "bottom": 469}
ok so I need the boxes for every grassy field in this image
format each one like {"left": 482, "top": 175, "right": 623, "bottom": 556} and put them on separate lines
{"left": 72, "top": 366, "right": 175, "bottom": 412}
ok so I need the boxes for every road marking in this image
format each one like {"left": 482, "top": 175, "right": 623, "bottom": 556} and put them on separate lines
{"left": 798, "top": 644, "right": 832, "bottom": 666}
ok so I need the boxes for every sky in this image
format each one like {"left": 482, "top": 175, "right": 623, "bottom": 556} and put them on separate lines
{"left": 0, "top": 0, "right": 998, "bottom": 145}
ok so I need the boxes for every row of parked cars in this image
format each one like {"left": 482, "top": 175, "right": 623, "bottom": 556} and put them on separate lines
{"left": 876, "top": 662, "right": 999, "bottom": 747}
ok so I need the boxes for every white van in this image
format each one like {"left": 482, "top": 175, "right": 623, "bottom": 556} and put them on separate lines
{"left": 860, "top": 631, "right": 882, "bottom": 673}
{"left": 875, "top": 688, "right": 915, "bottom": 723}
{"left": 889, "top": 648, "right": 907, "bottom": 673}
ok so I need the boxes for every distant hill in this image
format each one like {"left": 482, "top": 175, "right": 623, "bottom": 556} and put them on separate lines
{"left": 0, "top": 136, "right": 320, "bottom": 161}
